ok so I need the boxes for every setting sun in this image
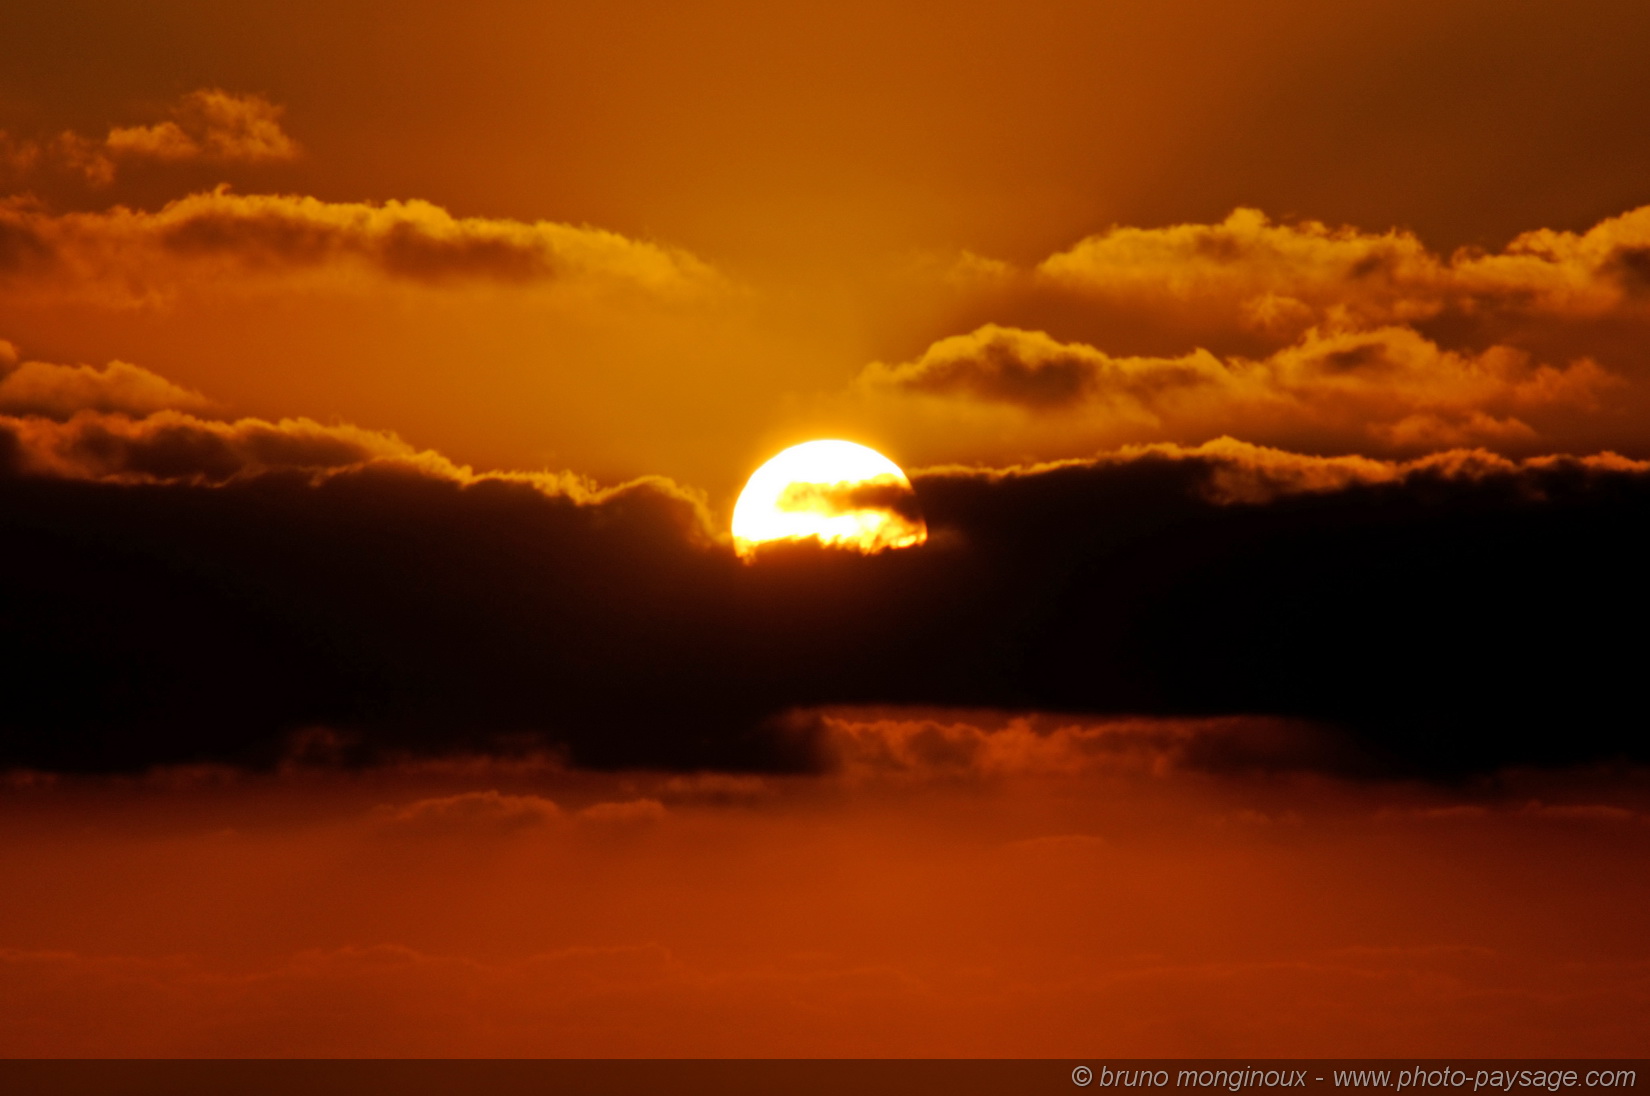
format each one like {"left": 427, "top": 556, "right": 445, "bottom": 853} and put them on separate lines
{"left": 5, "top": 1, "right": 1650, "bottom": 1067}
{"left": 731, "top": 440, "right": 927, "bottom": 559}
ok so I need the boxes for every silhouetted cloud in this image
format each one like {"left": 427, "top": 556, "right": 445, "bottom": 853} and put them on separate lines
{"left": 2, "top": 359, "right": 1645, "bottom": 777}
{"left": 813, "top": 712, "right": 1365, "bottom": 780}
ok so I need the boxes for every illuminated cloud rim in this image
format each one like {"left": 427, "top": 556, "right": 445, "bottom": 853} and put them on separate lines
{"left": 860, "top": 203, "right": 1650, "bottom": 452}
{"left": 1028, "top": 205, "right": 1650, "bottom": 328}
{"left": 862, "top": 322, "right": 1617, "bottom": 449}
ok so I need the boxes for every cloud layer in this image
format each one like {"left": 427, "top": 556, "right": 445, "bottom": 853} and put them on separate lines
{"left": 858, "top": 204, "right": 1650, "bottom": 465}
{"left": 1, "top": 755, "right": 1645, "bottom": 1056}
{"left": 2, "top": 354, "right": 1646, "bottom": 777}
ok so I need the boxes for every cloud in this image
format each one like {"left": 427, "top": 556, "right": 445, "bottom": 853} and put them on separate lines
{"left": 654, "top": 773, "right": 772, "bottom": 803}
{"left": 1, "top": 359, "right": 1647, "bottom": 777}
{"left": 0, "top": 189, "right": 724, "bottom": 301}
{"left": 2, "top": 753, "right": 1647, "bottom": 1056}
{"left": 0, "top": 357, "right": 212, "bottom": 420}
{"left": 0, "top": 348, "right": 715, "bottom": 529}
{"left": 377, "top": 790, "right": 562, "bottom": 834}
{"left": 104, "top": 89, "right": 299, "bottom": 165}
{"left": 872, "top": 203, "right": 1650, "bottom": 464}
{"left": 0, "top": 130, "right": 115, "bottom": 187}
{"left": 1, "top": 407, "right": 468, "bottom": 484}
{"left": 1378, "top": 801, "right": 1650, "bottom": 826}
{"left": 815, "top": 712, "right": 1366, "bottom": 781}
{"left": 0, "top": 402, "right": 721, "bottom": 544}
{"left": 5, "top": 935, "right": 1644, "bottom": 1056}
{"left": 1031, "top": 205, "right": 1650, "bottom": 336}
{"left": 578, "top": 798, "right": 667, "bottom": 823}
{"left": 1, "top": 90, "right": 299, "bottom": 189}
{"left": 859, "top": 323, "right": 1619, "bottom": 455}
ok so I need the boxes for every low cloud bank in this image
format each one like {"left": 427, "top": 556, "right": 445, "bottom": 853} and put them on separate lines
{"left": 2, "top": 352, "right": 1645, "bottom": 777}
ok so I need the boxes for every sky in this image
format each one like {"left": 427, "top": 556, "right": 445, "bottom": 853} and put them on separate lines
{"left": 2, "top": 0, "right": 1649, "bottom": 1058}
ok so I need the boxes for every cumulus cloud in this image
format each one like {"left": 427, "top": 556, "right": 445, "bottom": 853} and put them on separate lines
{"left": 1032, "top": 205, "right": 1650, "bottom": 336}
{"left": 1, "top": 90, "right": 299, "bottom": 189}
{"left": 860, "top": 323, "right": 1619, "bottom": 454}
{"left": 0, "top": 356, "right": 212, "bottom": 420}
{"left": 104, "top": 89, "right": 299, "bottom": 166}
{"left": 0, "top": 348, "right": 720, "bottom": 546}
{"left": 0, "top": 189, "right": 724, "bottom": 300}
{"left": 1, "top": 408, "right": 467, "bottom": 485}
{"left": 875, "top": 203, "right": 1650, "bottom": 463}
{"left": 0, "top": 130, "right": 115, "bottom": 187}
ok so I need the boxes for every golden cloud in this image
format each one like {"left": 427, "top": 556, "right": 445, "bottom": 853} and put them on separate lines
{"left": 104, "top": 89, "right": 299, "bottom": 165}
{"left": 0, "top": 189, "right": 725, "bottom": 302}
{"left": 0, "top": 346, "right": 723, "bottom": 550}
{"left": 860, "top": 323, "right": 1620, "bottom": 455}
{"left": 0, "top": 404, "right": 722, "bottom": 548}
{"left": 917, "top": 434, "right": 1648, "bottom": 506}
{"left": 870, "top": 203, "right": 1650, "bottom": 463}
{"left": 0, "top": 130, "right": 115, "bottom": 187}
{"left": 1034, "top": 205, "right": 1650, "bottom": 334}
{"left": 0, "top": 408, "right": 458, "bottom": 485}
{"left": 0, "top": 355, "right": 212, "bottom": 420}
{"left": 0, "top": 90, "right": 299, "bottom": 189}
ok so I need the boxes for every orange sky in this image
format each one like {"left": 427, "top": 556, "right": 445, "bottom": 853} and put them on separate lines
{"left": 4, "top": 0, "right": 1650, "bottom": 1060}
{"left": 5, "top": 1, "right": 1650, "bottom": 501}
{"left": 4, "top": 727, "right": 1648, "bottom": 1057}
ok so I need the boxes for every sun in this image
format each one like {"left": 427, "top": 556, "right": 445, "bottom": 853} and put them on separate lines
{"left": 732, "top": 440, "right": 928, "bottom": 559}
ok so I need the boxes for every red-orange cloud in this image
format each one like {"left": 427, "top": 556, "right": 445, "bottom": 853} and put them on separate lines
{"left": 0, "top": 755, "right": 1645, "bottom": 1056}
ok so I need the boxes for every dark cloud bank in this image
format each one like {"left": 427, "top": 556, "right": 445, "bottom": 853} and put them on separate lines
{"left": 2, "top": 429, "right": 1646, "bottom": 779}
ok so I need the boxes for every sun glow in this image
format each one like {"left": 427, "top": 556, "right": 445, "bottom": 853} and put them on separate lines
{"left": 732, "top": 440, "right": 927, "bottom": 559}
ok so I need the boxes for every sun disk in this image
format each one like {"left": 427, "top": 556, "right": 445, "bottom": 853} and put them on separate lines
{"left": 732, "top": 440, "right": 927, "bottom": 559}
